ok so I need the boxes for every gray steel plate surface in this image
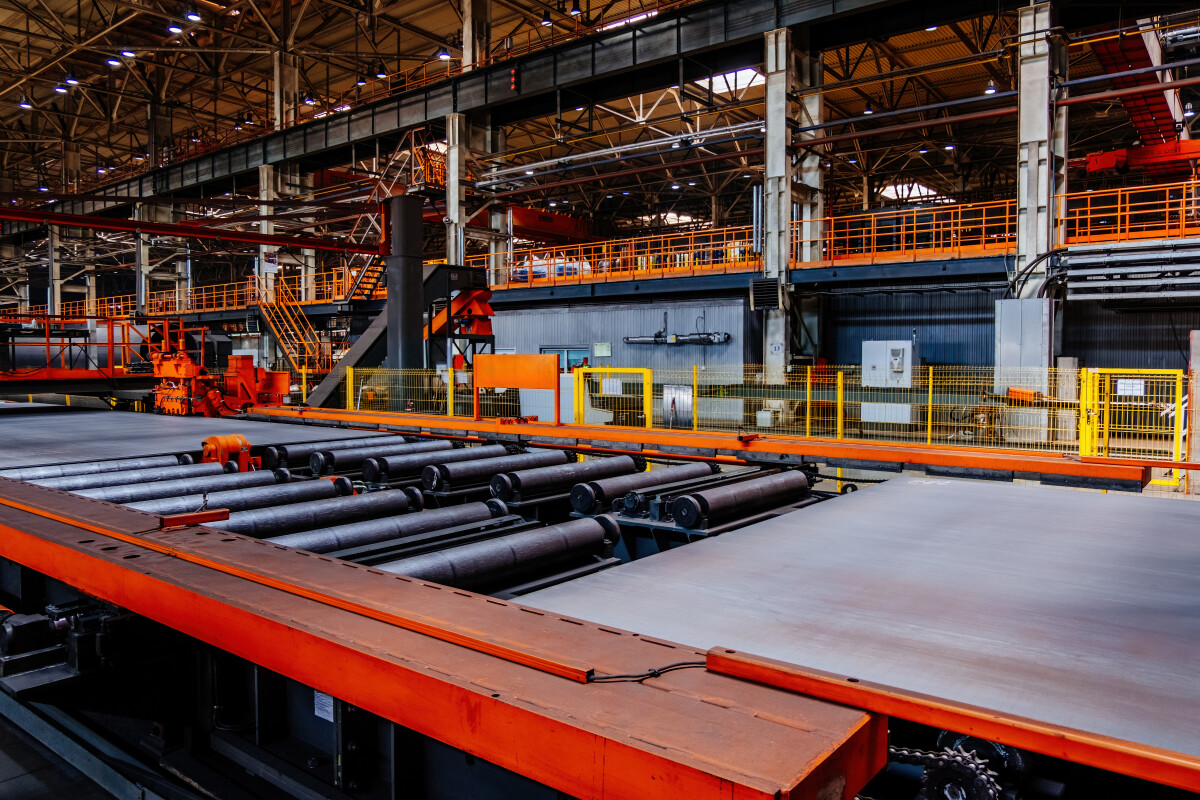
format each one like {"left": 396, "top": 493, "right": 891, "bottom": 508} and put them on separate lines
{"left": 525, "top": 478, "right": 1200, "bottom": 758}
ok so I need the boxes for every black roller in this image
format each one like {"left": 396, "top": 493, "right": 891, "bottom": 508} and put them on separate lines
{"left": 75, "top": 469, "right": 286, "bottom": 504}
{"left": 261, "top": 435, "right": 400, "bottom": 469}
{"left": 422, "top": 450, "right": 569, "bottom": 491}
{"left": 671, "top": 471, "right": 810, "bottom": 529}
{"left": 126, "top": 477, "right": 353, "bottom": 515}
{"left": 217, "top": 488, "right": 422, "bottom": 537}
{"left": 268, "top": 501, "right": 508, "bottom": 553}
{"left": 309, "top": 439, "right": 453, "bottom": 475}
{"left": 0, "top": 454, "right": 183, "bottom": 482}
{"left": 375, "top": 516, "right": 617, "bottom": 590}
{"left": 569, "top": 462, "right": 718, "bottom": 514}
{"left": 491, "top": 456, "right": 638, "bottom": 501}
{"left": 31, "top": 461, "right": 237, "bottom": 491}
{"left": 363, "top": 445, "right": 508, "bottom": 483}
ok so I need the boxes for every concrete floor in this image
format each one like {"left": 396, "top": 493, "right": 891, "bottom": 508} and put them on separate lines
{"left": 0, "top": 714, "right": 111, "bottom": 800}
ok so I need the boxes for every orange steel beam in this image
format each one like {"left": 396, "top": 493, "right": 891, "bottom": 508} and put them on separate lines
{"left": 247, "top": 405, "right": 1150, "bottom": 487}
{"left": 706, "top": 648, "right": 1200, "bottom": 794}
{"left": 0, "top": 481, "right": 886, "bottom": 800}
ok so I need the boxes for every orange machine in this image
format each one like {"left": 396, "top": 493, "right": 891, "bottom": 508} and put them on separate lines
{"left": 153, "top": 352, "right": 289, "bottom": 416}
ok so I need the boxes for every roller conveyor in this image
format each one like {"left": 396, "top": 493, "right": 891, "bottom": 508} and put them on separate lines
{"left": 308, "top": 439, "right": 454, "bottom": 474}
{"left": 216, "top": 487, "right": 423, "bottom": 536}
{"left": 490, "top": 456, "right": 639, "bottom": 501}
{"left": 362, "top": 444, "right": 509, "bottom": 483}
{"left": 30, "top": 461, "right": 236, "bottom": 491}
{"left": 268, "top": 500, "right": 507, "bottom": 553}
{"left": 74, "top": 469, "right": 284, "bottom": 503}
{"left": 569, "top": 462, "right": 719, "bottom": 513}
{"left": 126, "top": 477, "right": 354, "bottom": 515}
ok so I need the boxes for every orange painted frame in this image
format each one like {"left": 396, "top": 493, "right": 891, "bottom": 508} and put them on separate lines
{"left": 472, "top": 353, "right": 561, "bottom": 424}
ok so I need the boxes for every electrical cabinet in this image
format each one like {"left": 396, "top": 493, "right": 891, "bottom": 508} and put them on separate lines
{"left": 862, "top": 340, "right": 915, "bottom": 388}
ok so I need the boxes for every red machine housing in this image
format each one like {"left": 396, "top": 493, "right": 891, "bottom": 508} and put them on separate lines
{"left": 153, "top": 353, "right": 289, "bottom": 417}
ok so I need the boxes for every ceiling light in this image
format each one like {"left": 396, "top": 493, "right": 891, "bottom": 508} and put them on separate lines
{"left": 743, "top": 173, "right": 751, "bottom": 178}
{"left": 186, "top": 8, "right": 202, "bottom": 21}
{"left": 863, "top": 101, "right": 874, "bottom": 115}
{"left": 524, "top": 169, "right": 534, "bottom": 175}
{"left": 54, "top": 85, "right": 67, "bottom": 94}
{"left": 18, "top": 96, "right": 31, "bottom": 109}
{"left": 848, "top": 158, "right": 857, "bottom": 164}
{"left": 671, "top": 141, "right": 680, "bottom": 148}
{"left": 688, "top": 181, "right": 696, "bottom": 186}
{"left": 65, "top": 74, "right": 79, "bottom": 85}
{"left": 122, "top": 49, "right": 136, "bottom": 58}
{"left": 549, "top": 200, "right": 557, "bottom": 206}
{"left": 925, "top": 25, "right": 937, "bottom": 32}
{"left": 107, "top": 58, "right": 122, "bottom": 66}
{"left": 436, "top": 47, "right": 451, "bottom": 60}
{"left": 375, "top": 62, "right": 388, "bottom": 78}
{"left": 570, "top": 0, "right": 581, "bottom": 15}
{"left": 356, "top": 75, "right": 367, "bottom": 86}
{"left": 302, "top": 93, "right": 317, "bottom": 105}
{"left": 575, "top": 105, "right": 584, "bottom": 111}
{"left": 622, "top": 191, "right": 629, "bottom": 195}
{"left": 671, "top": 183, "right": 680, "bottom": 189}
{"left": 606, "top": 194, "right": 613, "bottom": 198}
{"left": 243, "top": 110, "right": 255, "bottom": 124}
{"left": 37, "top": 183, "right": 48, "bottom": 192}
{"left": 233, "top": 122, "right": 242, "bottom": 130}
{"left": 918, "top": 146, "right": 928, "bottom": 153}
{"left": 97, "top": 166, "right": 107, "bottom": 174}
{"left": 541, "top": 8, "right": 552, "bottom": 26}
{"left": 167, "top": 23, "right": 183, "bottom": 33}
{"left": 944, "top": 143, "right": 955, "bottom": 150}
{"left": 984, "top": 79, "right": 996, "bottom": 95}
{"left": 1185, "top": 102, "right": 1196, "bottom": 118}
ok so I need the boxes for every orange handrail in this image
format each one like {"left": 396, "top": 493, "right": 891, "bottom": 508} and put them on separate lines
{"left": 1058, "top": 179, "right": 1200, "bottom": 245}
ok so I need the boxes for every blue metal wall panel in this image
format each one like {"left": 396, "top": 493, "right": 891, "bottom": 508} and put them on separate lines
{"left": 829, "top": 289, "right": 1001, "bottom": 366}
{"left": 1060, "top": 304, "right": 1199, "bottom": 370}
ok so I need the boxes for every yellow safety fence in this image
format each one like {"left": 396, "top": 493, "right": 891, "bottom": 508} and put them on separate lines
{"left": 327, "top": 364, "right": 1189, "bottom": 485}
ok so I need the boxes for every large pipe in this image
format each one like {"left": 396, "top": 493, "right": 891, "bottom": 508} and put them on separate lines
{"left": 569, "top": 462, "right": 718, "bottom": 514}
{"left": 268, "top": 501, "right": 508, "bottom": 553}
{"left": 75, "top": 469, "right": 286, "bottom": 504}
{"left": 387, "top": 194, "right": 424, "bottom": 370}
{"left": 217, "top": 488, "right": 422, "bottom": 537}
{"left": 31, "top": 462, "right": 236, "bottom": 492}
{"left": 490, "top": 456, "right": 638, "bottom": 501}
{"left": 262, "top": 436, "right": 400, "bottom": 469}
{"left": 363, "top": 445, "right": 509, "bottom": 483}
{"left": 422, "top": 450, "right": 570, "bottom": 491}
{"left": 375, "top": 516, "right": 618, "bottom": 590}
{"left": 671, "top": 471, "right": 810, "bottom": 529}
{"left": 0, "top": 454, "right": 183, "bottom": 481}
{"left": 126, "top": 477, "right": 353, "bottom": 516}
{"left": 309, "top": 439, "right": 454, "bottom": 475}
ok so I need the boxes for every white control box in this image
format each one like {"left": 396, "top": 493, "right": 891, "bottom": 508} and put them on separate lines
{"left": 862, "top": 340, "right": 915, "bottom": 388}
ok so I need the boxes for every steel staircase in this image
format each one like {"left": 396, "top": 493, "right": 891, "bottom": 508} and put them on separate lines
{"left": 256, "top": 276, "right": 332, "bottom": 372}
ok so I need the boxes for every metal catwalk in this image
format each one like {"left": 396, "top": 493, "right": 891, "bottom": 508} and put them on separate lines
{"left": 525, "top": 478, "right": 1200, "bottom": 761}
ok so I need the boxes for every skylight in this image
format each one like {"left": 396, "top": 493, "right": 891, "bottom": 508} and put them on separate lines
{"left": 693, "top": 68, "right": 765, "bottom": 95}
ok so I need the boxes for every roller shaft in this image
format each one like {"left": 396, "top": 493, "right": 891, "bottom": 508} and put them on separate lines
{"left": 422, "top": 450, "right": 568, "bottom": 491}
{"left": 671, "top": 471, "right": 810, "bottom": 529}
{"left": 376, "top": 516, "right": 613, "bottom": 590}
{"left": 75, "top": 470, "right": 284, "bottom": 504}
{"left": 217, "top": 488, "right": 421, "bottom": 537}
{"left": 310, "top": 439, "right": 453, "bottom": 475}
{"left": 363, "top": 445, "right": 508, "bottom": 483}
{"left": 0, "top": 454, "right": 182, "bottom": 481}
{"left": 31, "top": 461, "right": 235, "bottom": 491}
{"left": 261, "top": 435, "right": 398, "bottom": 469}
{"left": 491, "top": 456, "right": 638, "bottom": 501}
{"left": 126, "top": 478, "right": 353, "bottom": 515}
{"left": 268, "top": 501, "right": 505, "bottom": 553}
{"left": 569, "top": 462, "right": 718, "bottom": 514}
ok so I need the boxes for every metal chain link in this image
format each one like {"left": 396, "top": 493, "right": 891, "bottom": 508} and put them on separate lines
{"left": 855, "top": 745, "right": 1001, "bottom": 800}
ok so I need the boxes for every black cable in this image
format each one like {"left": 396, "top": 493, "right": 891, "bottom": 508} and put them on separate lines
{"left": 589, "top": 661, "right": 706, "bottom": 683}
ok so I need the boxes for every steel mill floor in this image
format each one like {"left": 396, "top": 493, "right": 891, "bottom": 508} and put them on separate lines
{"left": 0, "top": 408, "right": 384, "bottom": 469}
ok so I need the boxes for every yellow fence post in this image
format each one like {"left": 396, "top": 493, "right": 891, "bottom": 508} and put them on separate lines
{"left": 300, "top": 367, "right": 307, "bottom": 403}
{"left": 574, "top": 369, "right": 583, "bottom": 425}
{"left": 926, "top": 366, "right": 934, "bottom": 445}
{"left": 836, "top": 371, "right": 844, "bottom": 440}
{"left": 805, "top": 366, "right": 812, "bottom": 437}
{"left": 692, "top": 364, "right": 699, "bottom": 431}
{"left": 644, "top": 370, "right": 653, "bottom": 429}
{"left": 448, "top": 368, "right": 455, "bottom": 417}
{"left": 345, "top": 366, "right": 355, "bottom": 411}
{"left": 1173, "top": 371, "right": 1184, "bottom": 463}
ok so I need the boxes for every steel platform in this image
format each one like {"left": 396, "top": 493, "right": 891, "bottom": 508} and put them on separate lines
{"left": 525, "top": 478, "right": 1200, "bottom": 787}
{"left": 0, "top": 409, "right": 391, "bottom": 468}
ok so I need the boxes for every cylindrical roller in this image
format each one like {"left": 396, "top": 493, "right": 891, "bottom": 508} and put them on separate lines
{"left": 217, "top": 488, "right": 422, "bottom": 537}
{"left": 31, "top": 461, "right": 236, "bottom": 492}
{"left": 309, "top": 439, "right": 453, "bottom": 475}
{"left": 268, "top": 500, "right": 507, "bottom": 553}
{"left": 671, "top": 471, "right": 810, "bottom": 529}
{"left": 261, "top": 435, "right": 399, "bottom": 469}
{"left": 375, "top": 516, "right": 617, "bottom": 590}
{"left": 75, "top": 469, "right": 285, "bottom": 504}
{"left": 422, "top": 450, "right": 568, "bottom": 491}
{"left": 0, "top": 454, "right": 183, "bottom": 482}
{"left": 569, "top": 462, "right": 718, "bottom": 514}
{"left": 363, "top": 445, "right": 509, "bottom": 483}
{"left": 491, "top": 456, "right": 638, "bottom": 501}
{"left": 126, "top": 477, "right": 353, "bottom": 516}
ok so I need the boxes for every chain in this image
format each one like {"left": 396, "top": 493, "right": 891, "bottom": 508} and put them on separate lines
{"left": 855, "top": 745, "right": 1001, "bottom": 800}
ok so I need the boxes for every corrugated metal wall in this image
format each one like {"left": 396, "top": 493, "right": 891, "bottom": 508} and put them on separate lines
{"left": 493, "top": 299, "right": 747, "bottom": 378}
{"left": 1060, "top": 304, "right": 1199, "bottom": 370}
{"left": 827, "top": 289, "right": 1001, "bottom": 365}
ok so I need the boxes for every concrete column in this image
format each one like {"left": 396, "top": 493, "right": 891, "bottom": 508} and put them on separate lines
{"left": 795, "top": 41, "right": 824, "bottom": 264}
{"left": 273, "top": 52, "right": 300, "bottom": 130}
{"left": 257, "top": 164, "right": 277, "bottom": 300}
{"left": 46, "top": 225, "right": 60, "bottom": 315}
{"left": 462, "top": 0, "right": 490, "bottom": 70}
{"left": 488, "top": 207, "right": 511, "bottom": 286}
{"left": 1015, "top": 2, "right": 1067, "bottom": 297}
{"left": 445, "top": 113, "right": 468, "bottom": 265}
{"left": 763, "top": 28, "right": 794, "bottom": 385}
{"left": 1190, "top": 331, "right": 1198, "bottom": 495}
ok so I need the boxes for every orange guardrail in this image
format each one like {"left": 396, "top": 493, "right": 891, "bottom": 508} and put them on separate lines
{"left": 818, "top": 199, "right": 1017, "bottom": 264}
{"left": 1059, "top": 179, "right": 1200, "bottom": 245}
